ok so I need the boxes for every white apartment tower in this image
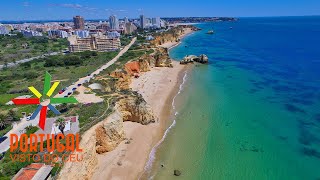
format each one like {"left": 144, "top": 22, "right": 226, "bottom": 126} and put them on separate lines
{"left": 109, "top": 15, "right": 119, "bottom": 30}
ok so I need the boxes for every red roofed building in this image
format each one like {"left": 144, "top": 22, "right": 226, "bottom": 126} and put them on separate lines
{"left": 12, "top": 163, "right": 53, "bottom": 180}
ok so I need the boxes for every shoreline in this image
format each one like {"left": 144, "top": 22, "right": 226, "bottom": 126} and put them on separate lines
{"left": 140, "top": 64, "right": 190, "bottom": 179}
{"left": 91, "top": 28, "right": 194, "bottom": 179}
{"left": 90, "top": 61, "right": 189, "bottom": 180}
{"left": 58, "top": 28, "right": 194, "bottom": 180}
{"left": 159, "top": 27, "right": 194, "bottom": 50}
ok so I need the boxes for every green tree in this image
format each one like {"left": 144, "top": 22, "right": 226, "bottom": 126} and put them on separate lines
{"left": 7, "top": 110, "right": 19, "bottom": 121}
{"left": 63, "top": 55, "right": 81, "bottom": 66}
{"left": 0, "top": 114, "right": 8, "bottom": 130}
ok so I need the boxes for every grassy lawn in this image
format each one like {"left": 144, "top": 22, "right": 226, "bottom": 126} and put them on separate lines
{"left": 0, "top": 94, "right": 24, "bottom": 105}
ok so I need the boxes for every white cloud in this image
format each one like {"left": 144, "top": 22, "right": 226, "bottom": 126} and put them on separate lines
{"left": 49, "top": 3, "right": 83, "bottom": 9}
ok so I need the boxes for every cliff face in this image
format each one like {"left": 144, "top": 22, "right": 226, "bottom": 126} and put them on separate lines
{"left": 140, "top": 54, "right": 156, "bottom": 68}
{"left": 124, "top": 61, "right": 140, "bottom": 75}
{"left": 110, "top": 70, "right": 132, "bottom": 91}
{"left": 96, "top": 110, "right": 125, "bottom": 154}
{"left": 151, "top": 27, "right": 184, "bottom": 46}
{"left": 58, "top": 95, "right": 156, "bottom": 179}
{"left": 124, "top": 54, "right": 153, "bottom": 76}
{"left": 154, "top": 47, "right": 173, "bottom": 67}
{"left": 116, "top": 94, "right": 156, "bottom": 125}
{"left": 139, "top": 54, "right": 153, "bottom": 71}
{"left": 58, "top": 123, "right": 99, "bottom": 180}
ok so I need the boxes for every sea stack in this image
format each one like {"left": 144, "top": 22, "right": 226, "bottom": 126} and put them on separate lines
{"left": 180, "top": 54, "right": 209, "bottom": 64}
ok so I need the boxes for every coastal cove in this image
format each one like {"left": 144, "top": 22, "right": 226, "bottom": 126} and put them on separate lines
{"left": 146, "top": 17, "right": 320, "bottom": 179}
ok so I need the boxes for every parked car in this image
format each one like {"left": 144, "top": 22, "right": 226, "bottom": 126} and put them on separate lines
{"left": 64, "top": 95, "right": 69, "bottom": 98}
{"left": 72, "top": 87, "right": 77, "bottom": 91}
{"left": 0, "top": 136, "right": 8, "bottom": 144}
{"left": 77, "top": 83, "right": 81, "bottom": 87}
{"left": 67, "top": 92, "right": 72, "bottom": 95}
{"left": 58, "top": 90, "right": 64, "bottom": 94}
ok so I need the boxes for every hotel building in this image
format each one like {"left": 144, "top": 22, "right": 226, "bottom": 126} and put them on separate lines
{"left": 68, "top": 35, "right": 120, "bottom": 52}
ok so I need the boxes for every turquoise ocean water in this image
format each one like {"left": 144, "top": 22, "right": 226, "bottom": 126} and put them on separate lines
{"left": 143, "top": 17, "right": 320, "bottom": 180}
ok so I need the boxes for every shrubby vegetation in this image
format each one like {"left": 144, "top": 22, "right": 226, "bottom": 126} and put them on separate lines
{"left": 0, "top": 34, "right": 68, "bottom": 64}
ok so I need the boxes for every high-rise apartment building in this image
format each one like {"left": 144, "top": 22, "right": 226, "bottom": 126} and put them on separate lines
{"left": 152, "top": 17, "right": 161, "bottom": 28}
{"left": 73, "top": 16, "right": 85, "bottom": 29}
{"left": 140, "top": 15, "right": 147, "bottom": 29}
{"left": 109, "top": 15, "right": 119, "bottom": 30}
{"left": 124, "top": 17, "right": 129, "bottom": 24}
{"left": 124, "top": 22, "right": 137, "bottom": 34}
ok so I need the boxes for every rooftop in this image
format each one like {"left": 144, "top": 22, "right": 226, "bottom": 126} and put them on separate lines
{"left": 12, "top": 163, "right": 53, "bottom": 180}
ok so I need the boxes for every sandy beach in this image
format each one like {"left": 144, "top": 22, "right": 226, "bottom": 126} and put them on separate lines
{"left": 91, "top": 29, "right": 193, "bottom": 180}
{"left": 91, "top": 61, "right": 189, "bottom": 180}
{"left": 59, "top": 28, "right": 193, "bottom": 180}
{"left": 159, "top": 27, "right": 194, "bottom": 49}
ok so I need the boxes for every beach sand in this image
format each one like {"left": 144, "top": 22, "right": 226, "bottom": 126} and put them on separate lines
{"left": 90, "top": 28, "right": 193, "bottom": 180}
{"left": 91, "top": 61, "right": 188, "bottom": 180}
{"left": 59, "top": 28, "right": 193, "bottom": 180}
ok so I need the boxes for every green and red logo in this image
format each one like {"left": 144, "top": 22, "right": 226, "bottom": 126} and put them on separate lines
{"left": 12, "top": 72, "right": 78, "bottom": 130}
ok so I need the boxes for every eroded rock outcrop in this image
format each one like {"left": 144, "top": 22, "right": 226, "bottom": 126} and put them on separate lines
{"left": 116, "top": 94, "right": 156, "bottom": 125}
{"left": 110, "top": 70, "right": 132, "bottom": 91}
{"left": 180, "top": 54, "right": 209, "bottom": 64}
{"left": 151, "top": 27, "right": 184, "bottom": 46}
{"left": 57, "top": 123, "right": 99, "bottom": 180}
{"left": 124, "top": 54, "right": 154, "bottom": 76}
{"left": 140, "top": 54, "right": 156, "bottom": 68}
{"left": 96, "top": 110, "right": 125, "bottom": 154}
{"left": 154, "top": 47, "right": 173, "bottom": 67}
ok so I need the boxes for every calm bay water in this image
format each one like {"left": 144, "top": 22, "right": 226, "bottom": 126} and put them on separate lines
{"left": 147, "top": 17, "right": 320, "bottom": 180}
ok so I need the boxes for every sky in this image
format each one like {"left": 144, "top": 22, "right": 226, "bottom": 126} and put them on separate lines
{"left": 0, "top": 0, "right": 319, "bottom": 21}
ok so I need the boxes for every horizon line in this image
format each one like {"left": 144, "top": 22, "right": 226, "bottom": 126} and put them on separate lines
{"left": 0, "top": 14, "right": 319, "bottom": 23}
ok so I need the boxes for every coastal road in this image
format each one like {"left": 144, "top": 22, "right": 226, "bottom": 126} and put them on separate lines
{"left": 0, "top": 50, "right": 67, "bottom": 70}
{"left": 0, "top": 37, "right": 137, "bottom": 154}
{"left": 56, "top": 37, "right": 137, "bottom": 98}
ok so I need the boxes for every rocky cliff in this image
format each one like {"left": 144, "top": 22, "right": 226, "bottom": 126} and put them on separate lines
{"left": 116, "top": 94, "right": 156, "bottom": 125}
{"left": 154, "top": 47, "right": 173, "bottom": 67}
{"left": 96, "top": 110, "right": 125, "bottom": 154}
{"left": 139, "top": 54, "right": 154, "bottom": 70}
{"left": 57, "top": 122, "right": 99, "bottom": 180}
{"left": 110, "top": 70, "right": 132, "bottom": 91}
{"left": 151, "top": 27, "right": 184, "bottom": 46}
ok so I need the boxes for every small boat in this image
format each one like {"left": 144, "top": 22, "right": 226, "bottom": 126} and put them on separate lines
{"left": 230, "top": 27, "right": 233, "bottom": 29}
{"left": 206, "top": 30, "right": 214, "bottom": 34}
